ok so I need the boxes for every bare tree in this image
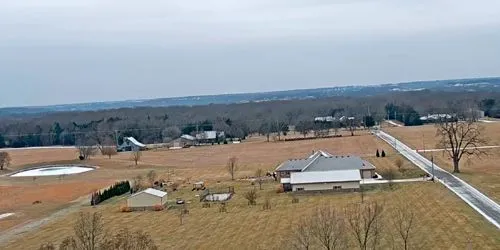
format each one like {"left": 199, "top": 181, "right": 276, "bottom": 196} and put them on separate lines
{"left": 255, "top": 168, "right": 264, "bottom": 190}
{"left": 100, "top": 147, "right": 117, "bottom": 159}
{"left": 380, "top": 168, "right": 396, "bottom": 189}
{"left": 59, "top": 236, "right": 78, "bottom": 250}
{"left": 227, "top": 156, "right": 238, "bottom": 180}
{"left": 310, "top": 207, "right": 347, "bottom": 250}
{"left": 74, "top": 212, "right": 105, "bottom": 250}
{"left": 244, "top": 188, "right": 258, "bottom": 206}
{"left": 133, "top": 175, "right": 144, "bottom": 192}
{"left": 392, "top": 202, "right": 416, "bottom": 250}
{"left": 131, "top": 150, "right": 142, "bottom": 165}
{"left": 38, "top": 243, "right": 56, "bottom": 250}
{"left": 162, "top": 126, "right": 182, "bottom": 142}
{"left": 289, "top": 218, "right": 313, "bottom": 250}
{"left": 77, "top": 145, "right": 97, "bottom": 160}
{"left": 345, "top": 202, "right": 384, "bottom": 250}
{"left": 147, "top": 170, "right": 157, "bottom": 186}
{"left": 436, "top": 118, "right": 486, "bottom": 173}
{"left": 0, "top": 152, "right": 11, "bottom": 170}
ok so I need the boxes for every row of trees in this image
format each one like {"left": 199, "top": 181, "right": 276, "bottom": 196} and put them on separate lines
{"left": 0, "top": 91, "right": 496, "bottom": 148}
{"left": 90, "top": 181, "right": 131, "bottom": 206}
{"left": 39, "top": 212, "right": 157, "bottom": 250}
{"left": 288, "top": 201, "right": 416, "bottom": 250}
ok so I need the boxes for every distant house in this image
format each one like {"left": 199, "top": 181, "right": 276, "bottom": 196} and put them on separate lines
{"left": 171, "top": 134, "right": 196, "bottom": 148}
{"left": 127, "top": 188, "right": 167, "bottom": 210}
{"left": 195, "top": 131, "right": 224, "bottom": 144}
{"left": 117, "top": 137, "right": 146, "bottom": 152}
{"left": 275, "top": 150, "right": 376, "bottom": 192}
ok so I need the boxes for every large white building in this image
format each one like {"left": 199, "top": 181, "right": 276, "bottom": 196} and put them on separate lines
{"left": 275, "top": 150, "right": 375, "bottom": 192}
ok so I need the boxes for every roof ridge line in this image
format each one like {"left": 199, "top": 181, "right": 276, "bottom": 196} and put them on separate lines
{"left": 301, "top": 151, "right": 322, "bottom": 171}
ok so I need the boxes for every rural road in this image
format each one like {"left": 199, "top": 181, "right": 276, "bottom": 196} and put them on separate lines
{"left": 374, "top": 130, "right": 500, "bottom": 229}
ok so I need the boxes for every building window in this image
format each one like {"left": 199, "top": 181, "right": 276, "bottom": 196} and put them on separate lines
{"left": 333, "top": 186, "right": 342, "bottom": 190}
{"left": 296, "top": 187, "right": 304, "bottom": 191}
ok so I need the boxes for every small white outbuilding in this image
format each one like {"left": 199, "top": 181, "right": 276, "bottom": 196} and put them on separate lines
{"left": 127, "top": 188, "right": 168, "bottom": 210}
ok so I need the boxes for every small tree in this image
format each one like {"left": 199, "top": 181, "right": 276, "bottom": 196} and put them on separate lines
{"left": 255, "top": 168, "right": 264, "bottom": 190}
{"left": 0, "top": 152, "right": 11, "bottom": 170}
{"left": 381, "top": 150, "right": 386, "bottom": 157}
{"left": 101, "top": 147, "right": 117, "bottom": 159}
{"left": 289, "top": 218, "right": 313, "bottom": 250}
{"left": 244, "top": 188, "right": 258, "bottom": 206}
{"left": 392, "top": 202, "right": 416, "bottom": 250}
{"left": 147, "top": 170, "right": 157, "bottom": 186}
{"left": 227, "top": 156, "right": 239, "bottom": 180}
{"left": 74, "top": 212, "right": 105, "bottom": 250}
{"left": 345, "top": 202, "right": 384, "bottom": 250}
{"left": 131, "top": 150, "right": 142, "bottom": 165}
{"left": 310, "top": 207, "right": 347, "bottom": 250}
{"left": 133, "top": 175, "right": 144, "bottom": 192}
{"left": 59, "top": 236, "right": 78, "bottom": 250}
{"left": 375, "top": 150, "right": 380, "bottom": 158}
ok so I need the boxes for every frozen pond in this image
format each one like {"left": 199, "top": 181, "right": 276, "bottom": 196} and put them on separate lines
{"left": 204, "top": 193, "right": 232, "bottom": 201}
{"left": 10, "top": 165, "right": 95, "bottom": 177}
{"left": 0, "top": 213, "right": 14, "bottom": 220}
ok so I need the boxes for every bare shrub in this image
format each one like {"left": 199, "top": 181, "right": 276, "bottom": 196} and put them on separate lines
{"left": 345, "top": 202, "right": 384, "bottom": 250}
{"left": 244, "top": 188, "right": 258, "bottom": 206}
{"left": 58, "top": 236, "right": 77, "bottom": 250}
{"left": 218, "top": 202, "right": 227, "bottom": 213}
{"left": 38, "top": 243, "right": 56, "bottom": 250}
{"left": 130, "top": 150, "right": 142, "bottom": 165}
{"left": 276, "top": 186, "right": 284, "bottom": 193}
{"left": 292, "top": 196, "right": 299, "bottom": 204}
{"left": 147, "top": 170, "right": 157, "bottom": 186}
{"left": 202, "top": 202, "right": 211, "bottom": 208}
{"left": 380, "top": 168, "right": 397, "bottom": 189}
{"left": 101, "top": 147, "right": 117, "bottom": 159}
{"left": 133, "top": 175, "right": 144, "bottom": 192}
{"left": 120, "top": 206, "right": 132, "bottom": 213}
{"left": 101, "top": 228, "right": 158, "bottom": 250}
{"left": 394, "top": 158, "right": 404, "bottom": 171}
{"left": 262, "top": 197, "right": 272, "bottom": 210}
{"left": 227, "top": 156, "right": 239, "bottom": 180}
{"left": 255, "top": 168, "right": 264, "bottom": 190}
{"left": 0, "top": 151, "right": 11, "bottom": 170}
{"left": 77, "top": 146, "right": 97, "bottom": 160}
{"left": 153, "top": 204, "right": 164, "bottom": 211}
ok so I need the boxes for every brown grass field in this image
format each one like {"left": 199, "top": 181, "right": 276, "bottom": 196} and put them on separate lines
{"left": 1, "top": 130, "right": 499, "bottom": 249}
{"left": 385, "top": 123, "right": 500, "bottom": 202}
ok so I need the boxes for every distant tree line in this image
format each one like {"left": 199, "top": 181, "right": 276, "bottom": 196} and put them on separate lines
{"left": 0, "top": 91, "right": 498, "bottom": 148}
{"left": 91, "top": 181, "right": 131, "bottom": 206}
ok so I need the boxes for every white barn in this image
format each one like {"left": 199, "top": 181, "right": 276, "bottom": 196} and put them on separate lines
{"left": 127, "top": 188, "right": 168, "bottom": 210}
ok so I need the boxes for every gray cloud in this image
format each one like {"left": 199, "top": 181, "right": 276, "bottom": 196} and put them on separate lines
{"left": 1, "top": 0, "right": 500, "bottom": 106}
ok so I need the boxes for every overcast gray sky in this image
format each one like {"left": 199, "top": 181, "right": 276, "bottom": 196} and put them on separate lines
{"left": 1, "top": 0, "right": 500, "bottom": 107}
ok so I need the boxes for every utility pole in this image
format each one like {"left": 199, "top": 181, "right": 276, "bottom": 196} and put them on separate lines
{"left": 114, "top": 130, "right": 119, "bottom": 146}
{"left": 431, "top": 155, "right": 435, "bottom": 182}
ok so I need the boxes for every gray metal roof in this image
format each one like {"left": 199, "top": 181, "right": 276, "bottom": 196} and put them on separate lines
{"left": 276, "top": 151, "right": 375, "bottom": 172}
{"left": 290, "top": 170, "right": 361, "bottom": 184}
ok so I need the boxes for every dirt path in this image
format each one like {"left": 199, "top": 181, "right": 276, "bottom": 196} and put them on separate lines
{"left": 0, "top": 194, "right": 89, "bottom": 246}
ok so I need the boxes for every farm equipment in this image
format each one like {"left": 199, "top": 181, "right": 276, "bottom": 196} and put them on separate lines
{"left": 192, "top": 181, "right": 206, "bottom": 191}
